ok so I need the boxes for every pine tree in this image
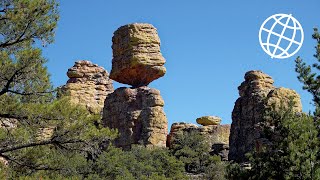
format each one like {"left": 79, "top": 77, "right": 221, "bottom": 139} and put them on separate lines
{"left": 295, "top": 28, "right": 320, "bottom": 116}
{"left": 0, "top": 1, "right": 117, "bottom": 178}
{"left": 170, "top": 131, "right": 223, "bottom": 175}
{"left": 227, "top": 104, "right": 320, "bottom": 180}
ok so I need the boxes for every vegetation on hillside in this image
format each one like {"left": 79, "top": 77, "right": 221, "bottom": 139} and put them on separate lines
{"left": 1, "top": 0, "right": 320, "bottom": 179}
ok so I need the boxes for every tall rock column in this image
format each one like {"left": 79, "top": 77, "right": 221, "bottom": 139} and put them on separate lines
{"left": 103, "top": 23, "right": 168, "bottom": 149}
{"left": 229, "top": 70, "right": 302, "bottom": 163}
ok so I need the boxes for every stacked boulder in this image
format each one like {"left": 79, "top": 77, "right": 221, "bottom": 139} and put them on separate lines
{"left": 60, "top": 60, "right": 114, "bottom": 114}
{"left": 110, "top": 23, "right": 166, "bottom": 87}
{"left": 103, "top": 23, "right": 168, "bottom": 149}
{"left": 167, "top": 116, "right": 230, "bottom": 160}
{"left": 229, "top": 70, "right": 302, "bottom": 162}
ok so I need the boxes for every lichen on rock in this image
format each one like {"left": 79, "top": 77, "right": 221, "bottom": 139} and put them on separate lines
{"left": 196, "top": 116, "right": 221, "bottom": 126}
{"left": 110, "top": 23, "right": 166, "bottom": 87}
{"left": 229, "top": 70, "right": 302, "bottom": 163}
{"left": 60, "top": 60, "right": 114, "bottom": 114}
{"left": 102, "top": 86, "right": 168, "bottom": 149}
{"left": 167, "top": 122, "right": 230, "bottom": 160}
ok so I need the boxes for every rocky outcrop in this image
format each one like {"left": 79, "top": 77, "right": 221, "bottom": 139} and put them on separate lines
{"left": 103, "top": 86, "right": 167, "bottom": 149}
{"left": 266, "top": 87, "right": 302, "bottom": 112}
{"left": 168, "top": 120, "right": 230, "bottom": 160}
{"left": 103, "top": 23, "right": 168, "bottom": 149}
{"left": 37, "top": 126, "right": 55, "bottom": 141}
{"left": 60, "top": 60, "right": 114, "bottom": 114}
{"left": 229, "top": 70, "right": 302, "bottom": 163}
{"left": 110, "top": 23, "right": 166, "bottom": 87}
{"left": 211, "top": 143, "right": 229, "bottom": 161}
{"left": 196, "top": 116, "right": 221, "bottom": 126}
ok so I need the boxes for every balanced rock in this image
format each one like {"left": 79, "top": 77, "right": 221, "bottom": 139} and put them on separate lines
{"left": 110, "top": 23, "right": 166, "bottom": 87}
{"left": 60, "top": 60, "right": 114, "bottom": 114}
{"left": 229, "top": 70, "right": 302, "bottom": 163}
{"left": 102, "top": 86, "right": 168, "bottom": 149}
{"left": 196, "top": 116, "right": 221, "bottom": 126}
{"left": 167, "top": 122, "right": 230, "bottom": 160}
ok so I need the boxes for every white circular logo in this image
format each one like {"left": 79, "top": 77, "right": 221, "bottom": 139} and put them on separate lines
{"left": 259, "top": 13, "right": 304, "bottom": 59}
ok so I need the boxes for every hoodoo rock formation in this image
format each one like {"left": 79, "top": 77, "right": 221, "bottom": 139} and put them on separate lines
{"left": 110, "top": 23, "right": 166, "bottom": 87}
{"left": 103, "top": 23, "right": 168, "bottom": 149}
{"left": 60, "top": 60, "right": 114, "bottom": 114}
{"left": 103, "top": 87, "right": 167, "bottom": 149}
{"left": 229, "top": 70, "right": 302, "bottom": 163}
{"left": 168, "top": 118, "right": 230, "bottom": 160}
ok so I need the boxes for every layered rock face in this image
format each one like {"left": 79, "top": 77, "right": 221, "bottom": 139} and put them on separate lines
{"left": 168, "top": 119, "right": 230, "bottom": 160}
{"left": 61, "top": 60, "right": 114, "bottom": 114}
{"left": 103, "top": 23, "right": 168, "bottom": 149}
{"left": 110, "top": 23, "right": 166, "bottom": 87}
{"left": 229, "top": 70, "right": 302, "bottom": 163}
{"left": 103, "top": 87, "right": 167, "bottom": 149}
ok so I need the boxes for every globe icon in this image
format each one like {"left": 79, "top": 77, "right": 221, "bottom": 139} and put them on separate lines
{"left": 259, "top": 14, "right": 304, "bottom": 59}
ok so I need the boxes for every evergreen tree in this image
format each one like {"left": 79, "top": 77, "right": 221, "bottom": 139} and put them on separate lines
{"left": 227, "top": 104, "right": 320, "bottom": 180}
{"left": 87, "top": 145, "right": 186, "bottom": 180}
{"left": 295, "top": 28, "right": 320, "bottom": 116}
{"left": 0, "top": 1, "right": 118, "bottom": 178}
{"left": 170, "top": 131, "right": 222, "bottom": 174}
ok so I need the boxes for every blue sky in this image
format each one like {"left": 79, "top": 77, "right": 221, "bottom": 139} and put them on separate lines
{"left": 43, "top": 1, "right": 319, "bottom": 126}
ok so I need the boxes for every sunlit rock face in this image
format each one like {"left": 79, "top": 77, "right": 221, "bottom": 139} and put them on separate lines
{"left": 103, "top": 23, "right": 168, "bottom": 149}
{"left": 229, "top": 70, "right": 302, "bottom": 163}
{"left": 167, "top": 119, "right": 231, "bottom": 161}
{"left": 60, "top": 60, "right": 114, "bottom": 114}
{"left": 102, "top": 86, "right": 168, "bottom": 149}
{"left": 110, "top": 23, "right": 166, "bottom": 87}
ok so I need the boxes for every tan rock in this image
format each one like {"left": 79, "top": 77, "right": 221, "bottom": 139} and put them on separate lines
{"left": 102, "top": 86, "right": 168, "bottom": 149}
{"left": 0, "top": 118, "right": 17, "bottom": 129}
{"left": 266, "top": 87, "right": 302, "bottom": 112}
{"left": 196, "top": 116, "right": 221, "bottom": 126}
{"left": 37, "top": 126, "right": 55, "bottom": 141}
{"left": 229, "top": 70, "right": 303, "bottom": 163}
{"left": 110, "top": 23, "right": 166, "bottom": 87}
{"left": 167, "top": 122, "right": 230, "bottom": 160}
{"left": 60, "top": 60, "right": 114, "bottom": 114}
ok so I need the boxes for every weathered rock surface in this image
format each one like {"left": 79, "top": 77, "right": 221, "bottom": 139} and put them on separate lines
{"left": 110, "top": 23, "right": 166, "bottom": 87}
{"left": 229, "top": 70, "right": 302, "bottom": 163}
{"left": 167, "top": 122, "right": 230, "bottom": 160}
{"left": 60, "top": 60, "right": 114, "bottom": 114}
{"left": 196, "top": 116, "right": 221, "bottom": 126}
{"left": 266, "top": 87, "right": 302, "bottom": 112}
{"left": 102, "top": 86, "right": 168, "bottom": 149}
{"left": 211, "top": 143, "right": 230, "bottom": 161}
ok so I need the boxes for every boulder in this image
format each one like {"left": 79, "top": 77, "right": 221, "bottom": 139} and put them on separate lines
{"left": 60, "top": 60, "right": 114, "bottom": 114}
{"left": 196, "top": 116, "right": 221, "bottom": 126}
{"left": 167, "top": 122, "right": 230, "bottom": 160}
{"left": 229, "top": 70, "right": 302, "bottom": 163}
{"left": 110, "top": 23, "right": 166, "bottom": 87}
{"left": 102, "top": 86, "right": 168, "bottom": 149}
{"left": 266, "top": 87, "right": 302, "bottom": 112}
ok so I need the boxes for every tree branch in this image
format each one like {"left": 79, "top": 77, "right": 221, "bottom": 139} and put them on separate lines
{"left": 0, "top": 139, "right": 84, "bottom": 154}
{"left": 0, "top": 65, "right": 28, "bottom": 96}
{"left": 0, "top": 18, "right": 33, "bottom": 49}
{"left": 0, "top": 153, "right": 63, "bottom": 171}
{"left": 7, "top": 89, "right": 55, "bottom": 96}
